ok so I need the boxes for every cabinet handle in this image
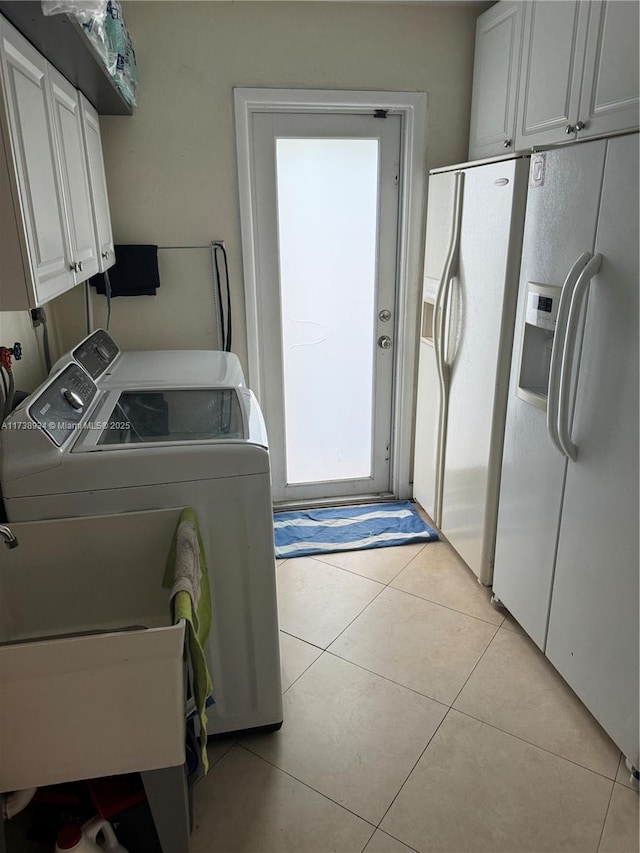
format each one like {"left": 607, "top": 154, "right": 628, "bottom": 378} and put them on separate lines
{"left": 575, "top": 120, "right": 586, "bottom": 132}
{"left": 565, "top": 124, "right": 575, "bottom": 134}
{"left": 101, "top": 251, "right": 109, "bottom": 259}
{"left": 503, "top": 139, "right": 512, "bottom": 148}
{"left": 69, "top": 262, "right": 79, "bottom": 273}
{"left": 78, "top": 261, "right": 83, "bottom": 272}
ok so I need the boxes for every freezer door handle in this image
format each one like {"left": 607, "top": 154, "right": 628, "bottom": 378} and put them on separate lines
{"left": 433, "top": 172, "right": 464, "bottom": 382}
{"left": 547, "top": 252, "right": 591, "bottom": 456}
{"left": 557, "top": 253, "right": 603, "bottom": 461}
{"left": 432, "top": 170, "right": 464, "bottom": 526}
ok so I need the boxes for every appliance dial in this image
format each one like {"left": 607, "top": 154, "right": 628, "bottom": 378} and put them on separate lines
{"left": 62, "top": 388, "right": 84, "bottom": 410}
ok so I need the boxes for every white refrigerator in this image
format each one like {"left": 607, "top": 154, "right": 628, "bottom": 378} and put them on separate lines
{"left": 493, "top": 133, "right": 639, "bottom": 769}
{"left": 413, "top": 156, "right": 528, "bottom": 585}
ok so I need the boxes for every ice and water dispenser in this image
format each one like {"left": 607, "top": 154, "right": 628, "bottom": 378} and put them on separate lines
{"left": 516, "top": 282, "right": 560, "bottom": 411}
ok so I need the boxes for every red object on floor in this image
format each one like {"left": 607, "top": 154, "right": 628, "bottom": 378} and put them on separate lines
{"left": 56, "top": 823, "right": 83, "bottom": 849}
{"left": 88, "top": 774, "right": 146, "bottom": 819}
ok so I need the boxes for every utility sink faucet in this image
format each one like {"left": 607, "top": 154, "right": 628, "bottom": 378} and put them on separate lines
{"left": 0, "top": 524, "right": 18, "bottom": 549}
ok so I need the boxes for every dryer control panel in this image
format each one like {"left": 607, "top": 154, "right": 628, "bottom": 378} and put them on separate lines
{"left": 28, "top": 365, "right": 99, "bottom": 446}
{"left": 73, "top": 329, "right": 120, "bottom": 380}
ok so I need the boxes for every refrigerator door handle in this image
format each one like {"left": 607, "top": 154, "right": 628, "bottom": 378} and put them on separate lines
{"left": 432, "top": 170, "right": 464, "bottom": 526}
{"left": 557, "top": 253, "right": 603, "bottom": 461}
{"left": 546, "top": 252, "right": 591, "bottom": 456}
{"left": 433, "top": 172, "right": 464, "bottom": 381}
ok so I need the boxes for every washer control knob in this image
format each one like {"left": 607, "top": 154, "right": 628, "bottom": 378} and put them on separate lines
{"left": 63, "top": 388, "right": 84, "bottom": 410}
{"left": 95, "top": 343, "right": 110, "bottom": 361}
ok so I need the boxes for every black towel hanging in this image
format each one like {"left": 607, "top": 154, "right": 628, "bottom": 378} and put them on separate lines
{"left": 91, "top": 245, "right": 160, "bottom": 297}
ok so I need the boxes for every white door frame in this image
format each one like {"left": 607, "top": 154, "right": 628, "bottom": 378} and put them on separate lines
{"left": 234, "top": 88, "right": 428, "bottom": 501}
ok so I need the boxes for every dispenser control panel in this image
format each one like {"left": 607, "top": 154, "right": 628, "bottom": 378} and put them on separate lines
{"left": 525, "top": 283, "right": 559, "bottom": 331}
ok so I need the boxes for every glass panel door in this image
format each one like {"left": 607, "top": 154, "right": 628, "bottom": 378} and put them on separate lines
{"left": 251, "top": 112, "right": 401, "bottom": 503}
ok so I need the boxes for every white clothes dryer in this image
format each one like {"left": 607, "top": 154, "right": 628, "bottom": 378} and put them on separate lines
{"left": 50, "top": 329, "right": 245, "bottom": 390}
{"left": 1, "top": 364, "right": 282, "bottom": 737}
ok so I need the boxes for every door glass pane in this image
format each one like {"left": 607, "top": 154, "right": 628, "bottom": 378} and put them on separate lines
{"left": 276, "top": 138, "right": 379, "bottom": 484}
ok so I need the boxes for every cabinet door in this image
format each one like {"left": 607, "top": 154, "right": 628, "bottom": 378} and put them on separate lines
{"left": 48, "top": 66, "right": 99, "bottom": 283}
{"left": 468, "top": 1, "right": 523, "bottom": 161}
{"left": 0, "top": 19, "right": 72, "bottom": 306}
{"left": 577, "top": 0, "right": 639, "bottom": 140}
{"left": 515, "top": 1, "right": 590, "bottom": 149}
{"left": 79, "top": 93, "right": 114, "bottom": 272}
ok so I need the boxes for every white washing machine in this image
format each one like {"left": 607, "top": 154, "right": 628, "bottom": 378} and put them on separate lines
{"left": 50, "top": 329, "right": 245, "bottom": 389}
{"left": 1, "top": 363, "right": 282, "bottom": 737}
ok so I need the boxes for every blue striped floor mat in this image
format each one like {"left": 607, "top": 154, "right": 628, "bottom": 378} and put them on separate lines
{"left": 273, "top": 501, "right": 438, "bottom": 559}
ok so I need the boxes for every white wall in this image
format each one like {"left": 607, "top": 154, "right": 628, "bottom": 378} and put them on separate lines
{"left": 51, "top": 0, "right": 480, "bottom": 374}
{"left": 0, "top": 311, "right": 48, "bottom": 395}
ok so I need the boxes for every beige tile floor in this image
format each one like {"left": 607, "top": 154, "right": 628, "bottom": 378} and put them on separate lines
{"left": 192, "top": 539, "right": 639, "bottom": 853}
{"left": 6, "top": 539, "right": 636, "bottom": 853}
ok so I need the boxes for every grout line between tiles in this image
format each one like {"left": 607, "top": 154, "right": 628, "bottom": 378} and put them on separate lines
{"left": 385, "top": 581, "right": 506, "bottom": 629}
{"left": 595, "top": 776, "right": 618, "bottom": 853}
{"left": 452, "top": 707, "right": 622, "bottom": 785}
{"left": 361, "top": 828, "right": 421, "bottom": 853}
{"left": 205, "top": 738, "right": 234, "bottom": 769}
{"left": 359, "top": 826, "right": 377, "bottom": 853}
{"left": 309, "top": 550, "right": 419, "bottom": 587}
{"left": 448, "top": 622, "right": 502, "bottom": 707}
{"left": 283, "top": 642, "right": 623, "bottom": 797}
{"left": 375, "top": 704, "right": 456, "bottom": 831}
{"left": 447, "top": 617, "right": 622, "bottom": 784}
{"left": 323, "top": 648, "right": 451, "bottom": 709}
{"left": 280, "top": 629, "right": 325, "bottom": 652}
{"left": 234, "top": 741, "right": 378, "bottom": 829}
{"left": 373, "top": 621, "right": 503, "bottom": 831}
{"left": 319, "top": 576, "right": 391, "bottom": 649}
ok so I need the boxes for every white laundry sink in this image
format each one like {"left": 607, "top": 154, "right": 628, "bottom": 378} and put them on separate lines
{"left": 0, "top": 509, "right": 187, "bottom": 793}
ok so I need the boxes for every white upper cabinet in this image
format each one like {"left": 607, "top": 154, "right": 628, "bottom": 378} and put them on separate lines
{"left": 578, "top": 0, "right": 640, "bottom": 140}
{"left": 469, "top": 1, "right": 639, "bottom": 160}
{"left": 48, "top": 66, "right": 99, "bottom": 283}
{"left": 79, "top": 93, "right": 114, "bottom": 273}
{"left": 468, "top": 1, "right": 524, "bottom": 161}
{"left": 0, "top": 13, "right": 114, "bottom": 311}
{"left": 515, "top": 0, "right": 590, "bottom": 149}
{"left": 0, "top": 18, "right": 73, "bottom": 309}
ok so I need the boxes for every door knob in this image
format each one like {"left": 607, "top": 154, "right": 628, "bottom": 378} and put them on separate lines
{"left": 378, "top": 335, "right": 393, "bottom": 349}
